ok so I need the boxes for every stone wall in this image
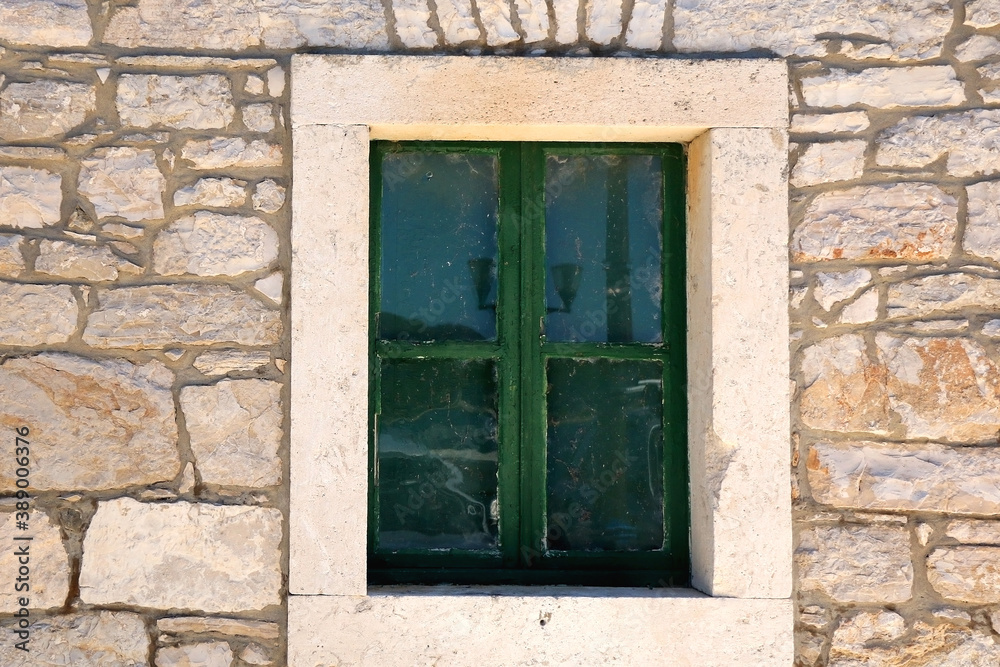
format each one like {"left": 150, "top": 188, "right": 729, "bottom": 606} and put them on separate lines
{"left": 2, "top": 0, "right": 1000, "bottom": 665}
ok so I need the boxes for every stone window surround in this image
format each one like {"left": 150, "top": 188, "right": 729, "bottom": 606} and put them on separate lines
{"left": 288, "top": 55, "right": 793, "bottom": 665}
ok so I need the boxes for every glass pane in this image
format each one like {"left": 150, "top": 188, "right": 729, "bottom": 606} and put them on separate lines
{"left": 546, "top": 358, "right": 664, "bottom": 552}
{"left": 377, "top": 358, "right": 499, "bottom": 551}
{"left": 379, "top": 151, "right": 499, "bottom": 341}
{"left": 544, "top": 154, "right": 663, "bottom": 343}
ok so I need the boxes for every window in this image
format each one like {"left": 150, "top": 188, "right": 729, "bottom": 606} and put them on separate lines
{"left": 369, "top": 142, "right": 687, "bottom": 586}
{"left": 289, "top": 55, "right": 793, "bottom": 665}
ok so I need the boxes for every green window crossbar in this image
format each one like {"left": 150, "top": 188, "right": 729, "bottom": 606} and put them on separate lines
{"left": 368, "top": 141, "right": 689, "bottom": 586}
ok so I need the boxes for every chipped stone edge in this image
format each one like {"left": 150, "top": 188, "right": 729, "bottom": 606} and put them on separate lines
{"left": 289, "top": 54, "right": 791, "bottom": 666}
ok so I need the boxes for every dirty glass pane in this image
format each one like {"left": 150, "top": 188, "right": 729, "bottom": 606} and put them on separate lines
{"left": 379, "top": 151, "right": 499, "bottom": 341}
{"left": 545, "top": 358, "right": 664, "bottom": 552}
{"left": 377, "top": 358, "right": 500, "bottom": 551}
{"left": 544, "top": 154, "right": 663, "bottom": 343}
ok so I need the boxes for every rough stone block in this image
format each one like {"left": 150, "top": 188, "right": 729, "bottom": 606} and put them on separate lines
{"left": 877, "top": 109, "right": 1000, "bottom": 177}
{"left": 83, "top": 284, "right": 281, "bottom": 348}
{"left": 830, "top": 621, "right": 1000, "bottom": 666}
{"left": 813, "top": 269, "right": 871, "bottom": 311}
{"left": 181, "top": 138, "right": 282, "bottom": 169}
{"left": 887, "top": 273, "right": 1000, "bottom": 318}
{"left": 675, "top": 0, "right": 950, "bottom": 59}
{"left": 0, "top": 511, "right": 68, "bottom": 611}
{"left": 79, "top": 498, "right": 282, "bottom": 612}
{"left": 0, "top": 354, "right": 179, "bottom": 490}
{"left": 809, "top": 441, "right": 1000, "bottom": 514}
{"left": 792, "top": 183, "right": 958, "bottom": 261}
{"left": 947, "top": 520, "right": 1000, "bottom": 544}
{"left": 193, "top": 349, "right": 272, "bottom": 375}
{"left": 791, "top": 140, "right": 866, "bottom": 187}
{"left": 796, "top": 524, "right": 912, "bottom": 603}
{"left": 252, "top": 180, "right": 285, "bottom": 213}
{"left": 153, "top": 211, "right": 278, "bottom": 276}
{"left": 155, "top": 642, "right": 234, "bottom": 667}
{"left": 791, "top": 112, "right": 869, "bottom": 134}
{"left": 35, "top": 240, "right": 132, "bottom": 281}
{"left": 0, "top": 80, "right": 94, "bottom": 140}
{"left": 0, "top": 235, "right": 23, "bottom": 276}
{"left": 78, "top": 147, "right": 166, "bottom": 222}
{"left": 0, "top": 284, "right": 77, "bottom": 346}
{"left": 0, "top": 166, "right": 62, "bottom": 228}
{"left": 800, "top": 66, "right": 963, "bottom": 108}
{"left": 181, "top": 379, "right": 282, "bottom": 488}
{"left": 799, "top": 334, "right": 890, "bottom": 434}
{"left": 928, "top": 547, "right": 1000, "bottom": 603}
{"left": 174, "top": 177, "right": 247, "bottom": 208}
{"left": 157, "top": 616, "right": 280, "bottom": 639}
{"left": 117, "top": 74, "right": 235, "bottom": 130}
{"left": 0, "top": 0, "right": 92, "bottom": 47}
{"left": 965, "top": 181, "right": 1000, "bottom": 261}
{"left": 0, "top": 611, "right": 148, "bottom": 666}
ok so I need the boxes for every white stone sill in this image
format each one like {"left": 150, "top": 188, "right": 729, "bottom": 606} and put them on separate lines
{"left": 288, "top": 590, "right": 793, "bottom": 666}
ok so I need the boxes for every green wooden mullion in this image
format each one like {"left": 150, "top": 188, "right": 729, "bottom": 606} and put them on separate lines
{"left": 496, "top": 143, "right": 523, "bottom": 568}
{"left": 519, "top": 143, "right": 547, "bottom": 568}
{"left": 540, "top": 342, "right": 666, "bottom": 360}
{"left": 375, "top": 340, "right": 501, "bottom": 359}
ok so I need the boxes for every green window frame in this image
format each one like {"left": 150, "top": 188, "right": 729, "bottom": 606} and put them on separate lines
{"left": 368, "top": 141, "right": 688, "bottom": 587}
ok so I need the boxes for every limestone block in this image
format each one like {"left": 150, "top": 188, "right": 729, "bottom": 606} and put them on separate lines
{"left": 181, "top": 138, "right": 282, "bottom": 169}
{"left": 796, "top": 524, "right": 912, "bottom": 603}
{"left": 78, "top": 147, "right": 166, "bottom": 222}
{"left": 839, "top": 288, "right": 878, "bottom": 324}
{"left": 674, "top": 0, "right": 950, "bottom": 59}
{"left": 437, "top": 0, "right": 479, "bottom": 45}
{"left": 155, "top": 642, "right": 233, "bottom": 667}
{"left": 254, "top": 272, "right": 282, "bottom": 304}
{"left": 246, "top": 75, "right": 266, "bottom": 95}
{"left": 799, "top": 334, "right": 890, "bottom": 434}
{"left": 242, "top": 103, "right": 275, "bottom": 132}
{"left": 157, "top": 616, "right": 279, "bottom": 639}
{"left": 79, "top": 498, "right": 282, "bottom": 612}
{"left": 586, "top": 0, "right": 622, "bottom": 45}
{"left": 391, "top": 0, "right": 438, "bottom": 47}
{"left": 830, "top": 611, "right": 906, "bottom": 653}
{"left": 813, "top": 269, "right": 871, "bottom": 310}
{"left": 956, "top": 34, "right": 1000, "bottom": 61}
{"left": 117, "top": 74, "right": 235, "bottom": 130}
{"left": 928, "top": 547, "right": 1000, "bottom": 603}
{"left": 967, "top": 0, "right": 1000, "bottom": 27}
{"left": 879, "top": 335, "right": 1000, "bottom": 442}
{"left": 791, "top": 112, "right": 869, "bottom": 134}
{"left": 515, "top": 0, "right": 549, "bottom": 43}
{"left": 876, "top": 110, "right": 1000, "bottom": 177}
{"left": 792, "top": 183, "right": 958, "bottom": 261}
{"left": 0, "top": 80, "right": 95, "bottom": 140}
{"left": 103, "top": 0, "right": 260, "bottom": 49}
{"left": 0, "top": 284, "right": 77, "bottom": 345}
{"left": 800, "top": 66, "right": 964, "bottom": 108}
{"left": 35, "top": 240, "right": 131, "bottom": 281}
{"left": 174, "top": 177, "right": 247, "bottom": 208}
{"left": 0, "top": 611, "right": 148, "bottom": 666}
{"left": 985, "top": 319, "right": 1000, "bottom": 336}
{"left": 252, "top": 180, "right": 285, "bottom": 213}
{"left": 965, "top": 181, "right": 1000, "bottom": 261}
{"left": 479, "top": 0, "right": 519, "bottom": 46}
{"left": 153, "top": 212, "right": 278, "bottom": 277}
{"left": 791, "top": 140, "right": 866, "bottom": 187}
{"left": 0, "top": 0, "right": 92, "bottom": 47}
{"left": 240, "top": 644, "right": 272, "bottom": 665}
{"left": 0, "top": 511, "right": 68, "bottom": 611}
{"left": 552, "top": 0, "right": 579, "bottom": 43}
{"left": 947, "top": 520, "right": 1000, "bottom": 544}
{"left": 0, "top": 235, "right": 23, "bottom": 275}
{"left": 887, "top": 274, "right": 1000, "bottom": 318}
{"left": 0, "top": 166, "right": 62, "bottom": 228}
{"left": 625, "top": 0, "right": 666, "bottom": 49}
{"left": 829, "top": 621, "right": 1000, "bottom": 666}
{"left": 262, "top": 0, "right": 389, "bottom": 49}
{"left": 809, "top": 441, "right": 1000, "bottom": 514}
{"left": 0, "top": 354, "right": 179, "bottom": 490}
{"left": 181, "top": 379, "right": 282, "bottom": 488}
{"left": 83, "top": 285, "right": 281, "bottom": 348}
{"left": 193, "top": 349, "right": 272, "bottom": 375}
{"left": 266, "top": 67, "right": 285, "bottom": 96}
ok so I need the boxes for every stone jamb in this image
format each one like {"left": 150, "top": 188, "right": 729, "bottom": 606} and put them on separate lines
{"left": 289, "top": 55, "right": 792, "bottom": 665}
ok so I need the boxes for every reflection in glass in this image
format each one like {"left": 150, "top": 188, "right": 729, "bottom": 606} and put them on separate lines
{"left": 544, "top": 154, "right": 664, "bottom": 343}
{"left": 377, "top": 358, "right": 500, "bottom": 551}
{"left": 379, "top": 152, "right": 499, "bottom": 341}
{"left": 546, "top": 358, "right": 664, "bottom": 552}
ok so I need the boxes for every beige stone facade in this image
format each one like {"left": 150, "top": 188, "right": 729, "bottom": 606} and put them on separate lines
{"left": 1, "top": 0, "right": 1000, "bottom": 664}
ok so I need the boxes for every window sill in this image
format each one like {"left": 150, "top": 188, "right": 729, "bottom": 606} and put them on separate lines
{"left": 289, "top": 588, "right": 792, "bottom": 665}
